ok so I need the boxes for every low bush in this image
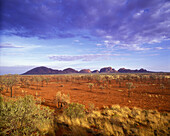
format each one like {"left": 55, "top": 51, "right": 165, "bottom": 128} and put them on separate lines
{"left": 0, "top": 95, "right": 54, "bottom": 136}
{"left": 64, "top": 102, "right": 85, "bottom": 119}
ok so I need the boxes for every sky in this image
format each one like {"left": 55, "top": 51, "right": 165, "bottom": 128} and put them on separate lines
{"left": 0, "top": 0, "right": 170, "bottom": 74}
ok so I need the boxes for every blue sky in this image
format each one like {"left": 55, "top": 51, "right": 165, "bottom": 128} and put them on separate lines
{"left": 0, "top": 0, "right": 170, "bottom": 74}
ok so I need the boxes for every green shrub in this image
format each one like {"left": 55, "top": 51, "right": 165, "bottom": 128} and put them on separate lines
{"left": 99, "top": 85, "right": 105, "bottom": 90}
{"left": 34, "top": 76, "right": 41, "bottom": 90}
{"left": 44, "top": 78, "right": 50, "bottom": 85}
{"left": 88, "top": 83, "right": 94, "bottom": 91}
{"left": 126, "top": 82, "right": 134, "bottom": 90}
{"left": 160, "top": 84, "right": 165, "bottom": 89}
{"left": 0, "top": 77, "right": 5, "bottom": 93}
{"left": 64, "top": 103, "right": 85, "bottom": 119}
{"left": 0, "top": 95, "right": 3, "bottom": 109}
{"left": 60, "top": 84, "right": 64, "bottom": 87}
{"left": 0, "top": 95, "right": 54, "bottom": 136}
{"left": 0, "top": 86, "right": 3, "bottom": 94}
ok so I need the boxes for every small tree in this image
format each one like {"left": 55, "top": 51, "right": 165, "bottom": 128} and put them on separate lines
{"left": 20, "top": 77, "right": 26, "bottom": 88}
{"left": 96, "top": 76, "right": 101, "bottom": 86}
{"left": 29, "top": 77, "right": 34, "bottom": 86}
{"left": 40, "top": 76, "right": 45, "bottom": 87}
{"left": 126, "top": 82, "right": 134, "bottom": 97}
{"left": 150, "top": 75, "right": 156, "bottom": 83}
{"left": 0, "top": 87, "right": 3, "bottom": 94}
{"left": 20, "top": 77, "right": 30, "bottom": 88}
{"left": 5, "top": 75, "right": 18, "bottom": 97}
{"left": 105, "top": 75, "right": 109, "bottom": 83}
{"left": 135, "top": 76, "right": 140, "bottom": 82}
{"left": 34, "top": 76, "right": 41, "bottom": 90}
{"left": 0, "top": 77, "right": 5, "bottom": 94}
{"left": 3, "top": 78, "right": 10, "bottom": 93}
{"left": 117, "top": 78, "right": 122, "bottom": 88}
{"left": 126, "top": 75, "right": 132, "bottom": 81}
{"left": 44, "top": 77, "right": 50, "bottom": 85}
{"left": 126, "top": 82, "right": 133, "bottom": 90}
{"left": 108, "top": 77, "right": 113, "bottom": 85}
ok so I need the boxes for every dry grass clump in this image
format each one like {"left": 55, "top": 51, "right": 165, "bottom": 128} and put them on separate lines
{"left": 55, "top": 104, "right": 170, "bottom": 136}
{"left": 54, "top": 91, "right": 70, "bottom": 108}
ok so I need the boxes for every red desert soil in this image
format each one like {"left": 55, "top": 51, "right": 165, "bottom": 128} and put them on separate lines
{"left": 4, "top": 76, "right": 170, "bottom": 112}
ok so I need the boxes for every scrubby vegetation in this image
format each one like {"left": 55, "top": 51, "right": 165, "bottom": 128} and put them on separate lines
{"left": 0, "top": 95, "right": 54, "bottom": 136}
{"left": 0, "top": 94, "right": 169, "bottom": 136}
{"left": 0, "top": 73, "right": 170, "bottom": 135}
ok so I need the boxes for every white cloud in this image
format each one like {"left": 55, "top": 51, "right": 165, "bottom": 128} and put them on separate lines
{"left": 96, "top": 43, "right": 102, "bottom": 46}
{"left": 104, "top": 40, "right": 109, "bottom": 43}
{"left": 113, "top": 40, "right": 120, "bottom": 44}
{"left": 105, "top": 35, "right": 112, "bottom": 39}
{"left": 134, "top": 10, "right": 144, "bottom": 18}
{"left": 119, "top": 44, "right": 151, "bottom": 51}
{"left": 155, "top": 47, "right": 163, "bottom": 50}
{"left": 74, "top": 39, "right": 80, "bottom": 42}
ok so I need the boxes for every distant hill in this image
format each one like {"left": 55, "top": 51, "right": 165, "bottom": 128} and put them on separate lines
{"left": 118, "top": 68, "right": 149, "bottom": 73}
{"left": 22, "top": 66, "right": 151, "bottom": 75}
{"left": 22, "top": 66, "right": 62, "bottom": 75}
{"left": 63, "top": 68, "right": 78, "bottom": 74}
{"left": 100, "top": 67, "right": 117, "bottom": 73}
{"left": 79, "top": 69, "right": 91, "bottom": 73}
{"left": 92, "top": 70, "right": 99, "bottom": 73}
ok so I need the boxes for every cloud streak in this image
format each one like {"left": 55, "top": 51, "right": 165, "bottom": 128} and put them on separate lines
{"left": 1, "top": 0, "right": 170, "bottom": 48}
{"left": 0, "top": 43, "right": 23, "bottom": 48}
{"left": 0, "top": 43, "right": 42, "bottom": 50}
{"left": 49, "top": 54, "right": 121, "bottom": 61}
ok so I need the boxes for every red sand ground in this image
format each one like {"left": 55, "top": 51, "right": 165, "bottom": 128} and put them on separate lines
{"left": 3, "top": 76, "right": 170, "bottom": 112}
